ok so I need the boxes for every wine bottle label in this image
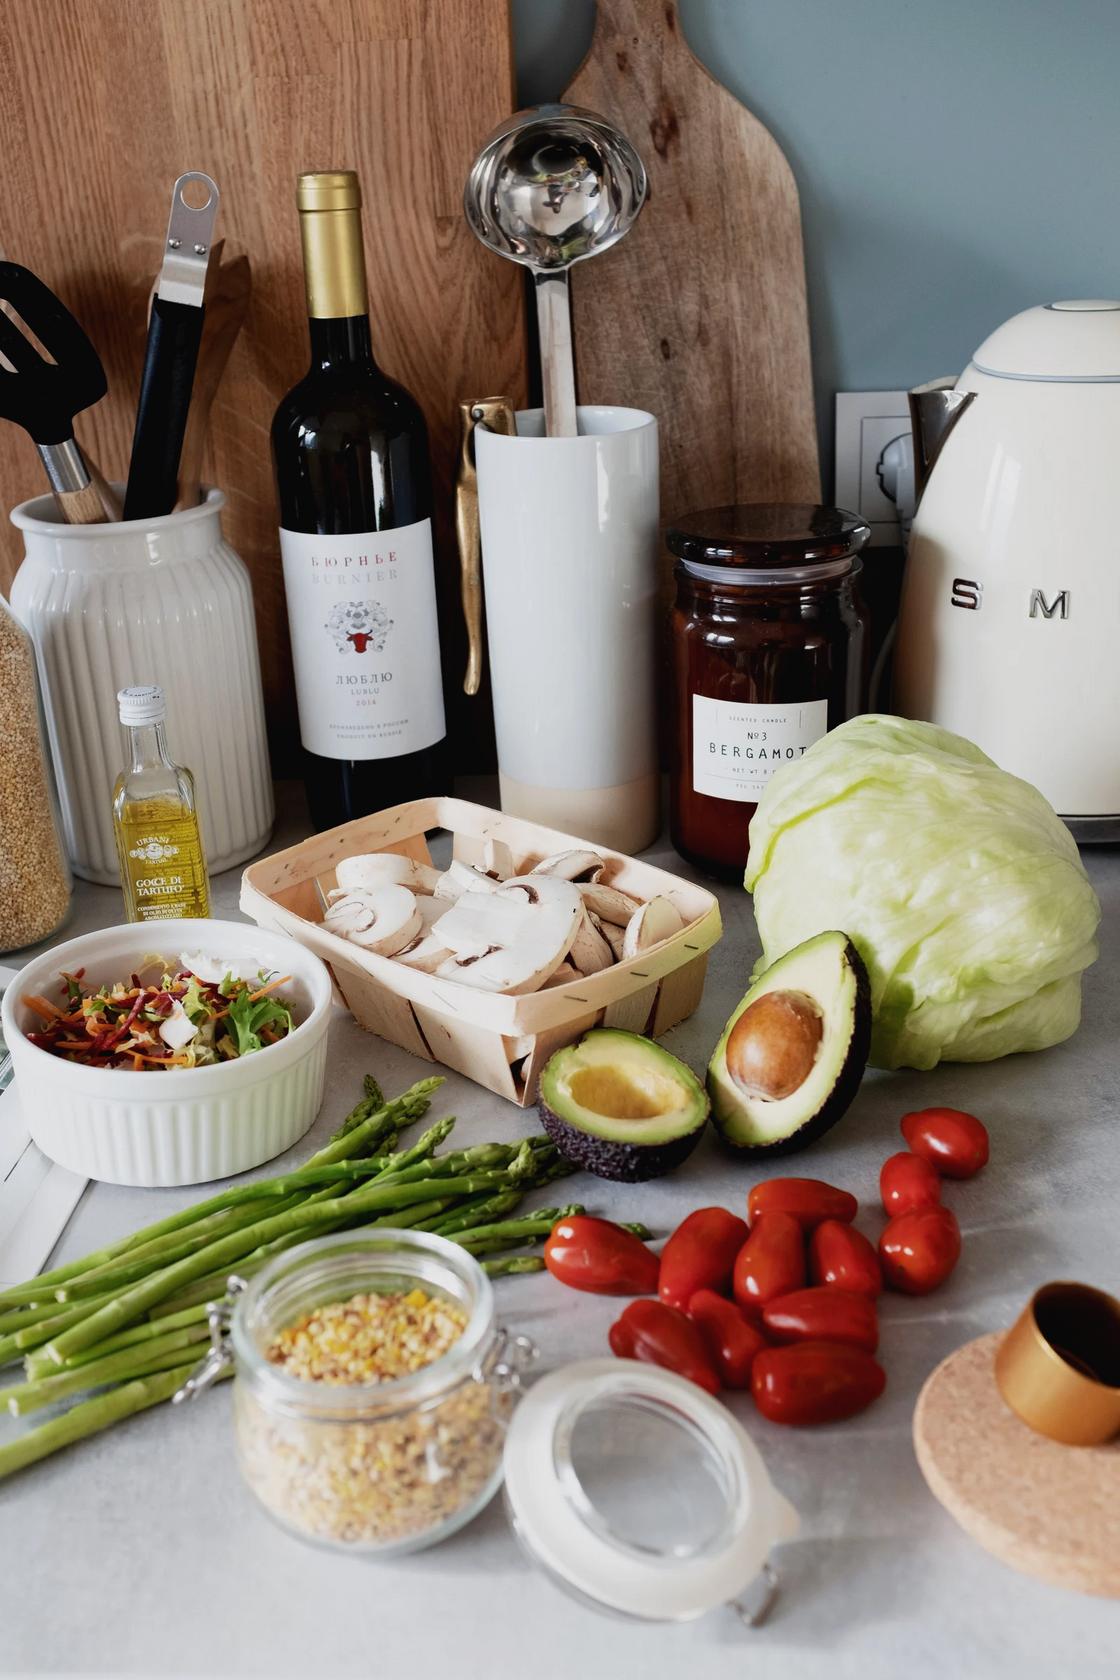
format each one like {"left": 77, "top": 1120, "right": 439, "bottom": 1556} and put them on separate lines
{"left": 691, "top": 695, "right": 828, "bottom": 802}
{"left": 279, "top": 518, "right": 446, "bottom": 761}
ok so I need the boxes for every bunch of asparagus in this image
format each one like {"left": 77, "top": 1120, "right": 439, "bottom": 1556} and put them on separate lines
{"left": 0, "top": 1074, "right": 619, "bottom": 1483}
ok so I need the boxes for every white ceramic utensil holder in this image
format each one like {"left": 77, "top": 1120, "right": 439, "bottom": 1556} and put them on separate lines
{"left": 10, "top": 487, "right": 274, "bottom": 884}
{"left": 475, "top": 406, "right": 660, "bottom": 855}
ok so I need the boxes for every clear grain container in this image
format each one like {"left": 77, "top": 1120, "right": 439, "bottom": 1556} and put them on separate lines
{"left": 231, "top": 1230, "right": 527, "bottom": 1555}
{"left": 0, "top": 594, "right": 71, "bottom": 954}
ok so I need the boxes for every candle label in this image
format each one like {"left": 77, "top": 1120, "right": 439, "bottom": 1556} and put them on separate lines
{"left": 692, "top": 695, "right": 829, "bottom": 803}
{"left": 280, "top": 518, "right": 445, "bottom": 761}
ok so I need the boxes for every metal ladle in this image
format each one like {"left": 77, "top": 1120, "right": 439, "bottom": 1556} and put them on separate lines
{"left": 464, "top": 104, "right": 647, "bottom": 438}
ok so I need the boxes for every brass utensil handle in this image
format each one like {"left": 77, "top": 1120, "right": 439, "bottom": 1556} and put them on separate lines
{"left": 455, "top": 397, "right": 516, "bottom": 696}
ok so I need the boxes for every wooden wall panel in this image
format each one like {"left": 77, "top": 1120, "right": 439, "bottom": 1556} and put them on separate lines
{"left": 0, "top": 0, "right": 525, "bottom": 770}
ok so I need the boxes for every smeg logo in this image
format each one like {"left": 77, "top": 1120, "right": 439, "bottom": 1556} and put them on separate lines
{"left": 949, "top": 580, "right": 1072, "bottom": 618}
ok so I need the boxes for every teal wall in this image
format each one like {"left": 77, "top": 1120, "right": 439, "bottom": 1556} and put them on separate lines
{"left": 511, "top": 0, "right": 1120, "bottom": 489}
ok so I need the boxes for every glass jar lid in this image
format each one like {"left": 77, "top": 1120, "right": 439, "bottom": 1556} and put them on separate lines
{"left": 667, "top": 503, "right": 870, "bottom": 576}
{"left": 502, "top": 1359, "right": 799, "bottom": 1624}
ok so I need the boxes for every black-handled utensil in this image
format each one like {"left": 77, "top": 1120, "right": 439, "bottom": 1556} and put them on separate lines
{"left": 0, "top": 263, "right": 109, "bottom": 524}
{"left": 123, "top": 172, "right": 219, "bottom": 521}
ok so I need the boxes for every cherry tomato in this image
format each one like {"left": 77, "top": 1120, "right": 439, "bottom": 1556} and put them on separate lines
{"left": 747, "top": 1177, "right": 858, "bottom": 1231}
{"left": 761, "top": 1287, "right": 879, "bottom": 1354}
{"left": 880, "top": 1150, "right": 942, "bottom": 1217}
{"left": 687, "top": 1289, "right": 769, "bottom": 1387}
{"left": 900, "top": 1107, "right": 989, "bottom": 1179}
{"left": 879, "top": 1205, "right": 961, "bottom": 1294}
{"left": 609, "top": 1299, "right": 721, "bottom": 1394}
{"left": 545, "top": 1215, "right": 660, "bottom": 1295}
{"left": 808, "top": 1218, "right": 882, "bottom": 1300}
{"left": 658, "top": 1207, "right": 749, "bottom": 1311}
{"left": 753, "top": 1340, "right": 887, "bottom": 1425}
{"left": 732, "top": 1212, "right": 806, "bottom": 1313}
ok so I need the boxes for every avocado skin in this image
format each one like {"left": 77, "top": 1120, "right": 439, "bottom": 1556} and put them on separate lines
{"left": 536, "top": 1099, "right": 707, "bottom": 1182}
{"left": 712, "top": 938, "right": 873, "bottom": 1158}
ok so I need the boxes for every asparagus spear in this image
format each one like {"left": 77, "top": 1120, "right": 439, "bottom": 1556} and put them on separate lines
{"left": 4, "top": 1325, "right": 212, "bottom": 1416}
{"left": 0, "top": 1362, "right": 232, "bottom": 1483}
{"left": 482, "top": 1256, "right": 547, "bottom": 1277}
{"left": 24, "top": 1303, "right": 210, "bottom": 1379}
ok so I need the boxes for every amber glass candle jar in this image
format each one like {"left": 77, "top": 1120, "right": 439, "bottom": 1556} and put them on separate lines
{"left": 668, "top": 504, "right": 870, "bottom": 881}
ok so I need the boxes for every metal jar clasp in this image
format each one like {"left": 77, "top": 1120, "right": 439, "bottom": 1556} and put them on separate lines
{"left": 172, "top": 1274, "right": 249, "bottom": 1403}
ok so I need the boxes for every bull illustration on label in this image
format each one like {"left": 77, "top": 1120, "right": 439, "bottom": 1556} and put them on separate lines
{"left": 325, "top": 599, "right": 393, "bottom": 655}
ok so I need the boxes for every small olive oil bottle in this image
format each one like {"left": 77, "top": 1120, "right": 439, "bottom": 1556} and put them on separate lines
{"left": 113, "top": 686, "right": 211, "bottom": 921}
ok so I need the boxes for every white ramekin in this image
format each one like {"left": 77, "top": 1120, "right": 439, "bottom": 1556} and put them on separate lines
{"left": 1, "top": 919, "right": 333, "bottom": 1187}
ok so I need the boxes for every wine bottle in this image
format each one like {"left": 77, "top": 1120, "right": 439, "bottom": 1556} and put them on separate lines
{"left": 272, "top": 170, "right": 447, "bottom": 831}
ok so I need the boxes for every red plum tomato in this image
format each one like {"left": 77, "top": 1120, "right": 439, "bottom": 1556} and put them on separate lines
{"left": 747, "top": 1177, "right": 858, "bottom": 1231}
{"left": 687, "top": 1289, "right": 769, "bottom": 1387}
{"left": 732, "top": 1212, "right": 806, "bottom": 1313}
{"left": 879, "top": 1205, "right": 961, "bottom": 1294}
{"left": 900, "top": 1107, "right": 989, "bottom": 1179}
{"left": 658, "top": 1207, "right": 749, "bottom": 1311}
{"left": 808, "top": 1219, "right": 882, "bottom": 1300}
{"left": 761, "top": 1287, "right": 879, "bottom": 1354}
{"left": 544, "top": 1215, "right": 660, "bottom": 1295}
{"left": 610, "top": 1299, "right": 721, "bottom": 1394}
{"left": 752, "top": 1340, "right": 887, "bottom": 1425}
{"left": 880, "top": 1151, "right": 942, "bottom": 1217}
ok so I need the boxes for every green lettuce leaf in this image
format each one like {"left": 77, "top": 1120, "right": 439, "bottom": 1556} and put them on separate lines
{"left": 744, "top": 715, "right": 1100, "bottom": 1070}
{"left": 224, "top": 985, "right": 294, "bottom": 1059}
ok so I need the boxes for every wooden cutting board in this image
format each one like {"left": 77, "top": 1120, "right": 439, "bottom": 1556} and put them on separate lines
{"left": 0, "top": 0, "right": 525, "bottom": 770}
{"left": 564, "top": 0, "right": 820, "bottom": 605}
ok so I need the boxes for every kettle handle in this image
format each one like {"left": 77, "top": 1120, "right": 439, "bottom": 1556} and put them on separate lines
{"left": 910, "top": 378, "right": 976, "bottom": 504}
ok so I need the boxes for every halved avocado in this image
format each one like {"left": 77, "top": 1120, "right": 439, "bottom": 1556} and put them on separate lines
{"left": 537, "top": 1028, "right": 709, "bottom": 1182}
{"left": 707, "top": 931, "right": 871, "bottom": 1155}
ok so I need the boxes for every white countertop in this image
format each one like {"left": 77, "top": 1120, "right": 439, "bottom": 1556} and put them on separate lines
{"left": 2, "top": 781, "right": 1118, "bottom": 1679}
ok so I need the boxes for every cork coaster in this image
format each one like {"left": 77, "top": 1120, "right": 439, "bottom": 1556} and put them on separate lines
{"left": 913, "top": 1332, "right": 1120, "bottom": 1597}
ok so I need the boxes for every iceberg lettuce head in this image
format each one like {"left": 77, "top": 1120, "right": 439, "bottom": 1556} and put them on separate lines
{"left": 744, "top": 715, "right": 1100, "bottom": 1070}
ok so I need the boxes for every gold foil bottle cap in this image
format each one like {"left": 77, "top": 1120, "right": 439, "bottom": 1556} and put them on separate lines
{"left": 295, "top": 170, "right": 367, "bottom": 319}
{"left": 994, "top": 1281, "right": 1120, "bottom": 1447}
{"left": 296, "top": 171, "right": 362, "bottom": 213}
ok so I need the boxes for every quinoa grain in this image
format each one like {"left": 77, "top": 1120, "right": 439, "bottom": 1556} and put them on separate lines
{"left": 0, "top": 603, "right": 70, "bottom": 954}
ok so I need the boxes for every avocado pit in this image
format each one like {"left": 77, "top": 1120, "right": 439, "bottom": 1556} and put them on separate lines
{"left": 726, "top": 989, "right": 824, "bottom": 1102}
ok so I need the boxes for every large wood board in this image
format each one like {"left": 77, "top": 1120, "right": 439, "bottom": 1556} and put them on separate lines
{"left": 564, "top": 0, "right": 820, "bottom": 612}
{"left": 0, "top": 0, "right": 525, "bottom": 770}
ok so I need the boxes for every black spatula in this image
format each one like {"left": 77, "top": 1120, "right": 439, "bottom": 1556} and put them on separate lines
{"left": 0, "top": 263, "right": 108, "bottom": 523}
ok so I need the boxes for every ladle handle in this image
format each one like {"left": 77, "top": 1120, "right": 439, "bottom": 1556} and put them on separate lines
{"left": 455, "top": 396, "right": 517, "bottom": 695}
{"left": 535, "top": 272, "right": 578, "bottom": 438}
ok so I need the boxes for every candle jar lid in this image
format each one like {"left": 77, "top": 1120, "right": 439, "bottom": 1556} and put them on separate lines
{"left": 666, "top": 503, "right": 871, "bottom": 574}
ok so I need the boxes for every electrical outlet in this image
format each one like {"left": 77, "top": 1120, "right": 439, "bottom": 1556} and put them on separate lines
{"left": 835, "top": 391, "right": 912, "bottom": 546}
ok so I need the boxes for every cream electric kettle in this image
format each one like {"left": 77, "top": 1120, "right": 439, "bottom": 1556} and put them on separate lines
{"left": 894, "top": 301, "right": 1120, "bottom": 839}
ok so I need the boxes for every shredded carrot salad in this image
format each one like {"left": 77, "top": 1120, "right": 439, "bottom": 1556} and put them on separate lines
{"left": 23, "top": 962, "right": 295, "bottom": 1070}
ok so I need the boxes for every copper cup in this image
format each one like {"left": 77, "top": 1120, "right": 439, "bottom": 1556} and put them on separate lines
{"left": 994, "top": 1281, "right": 1120, "bottom": 1447}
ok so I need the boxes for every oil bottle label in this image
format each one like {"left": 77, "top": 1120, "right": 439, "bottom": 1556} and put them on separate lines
{"left": 279, "top": 518, "right": 446, "bottom": 761}
{"left": 118, "top": 810, "right": 210, "bottom": 920}
{"left": 691, "top": 695, "right": 829, "bottom": 803}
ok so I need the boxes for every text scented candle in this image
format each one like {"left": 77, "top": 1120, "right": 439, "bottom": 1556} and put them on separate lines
{"left": 668, "top": 505, "right": 870, "bottom": 881}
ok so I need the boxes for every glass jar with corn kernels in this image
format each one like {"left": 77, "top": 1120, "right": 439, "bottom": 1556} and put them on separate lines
{"left": 230, "top": 1230, "right": 534, "bottom": 1555}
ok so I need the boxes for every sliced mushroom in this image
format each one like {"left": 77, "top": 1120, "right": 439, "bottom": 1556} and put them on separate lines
{"left": 600, "top": 919, "right": 627, "bottom": 960}
{"left": 433, "top": 875, "right": 582, "bottom": 993}
{"left": 580, "top": 880, "right": 642, "bottom": 926}
{"left": 542, "top": 959, "right": 581, "bottom": 989}
{"left": 531, "top": 849, "right": 605, "bottom": 884}
{"left": 568, "top": 905, "right": 615, "bottom": 975}
{"left": 434, "top": 859, "right": 505, "bottom": 902}
{"left": 394, "top": 931, "right": 455, "bottom": 973}
{"left": 323, "top": 884, "right": 423, "bottom": 957}
{"left": 621, "top": 895, "right": 684, "bottom": 961}
{"left": 478, "top": 837, "right": 514, "bottom": 880}
{"left": 333, "top": 853, "right": 440, "bottom": 896}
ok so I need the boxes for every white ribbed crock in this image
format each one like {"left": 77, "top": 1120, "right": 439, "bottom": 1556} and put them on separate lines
{"left": 1, "top": 920, "right": 332, "bottom": 1187}
{"left": 10, "top": 488, "right": 274, "bottom": 884}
